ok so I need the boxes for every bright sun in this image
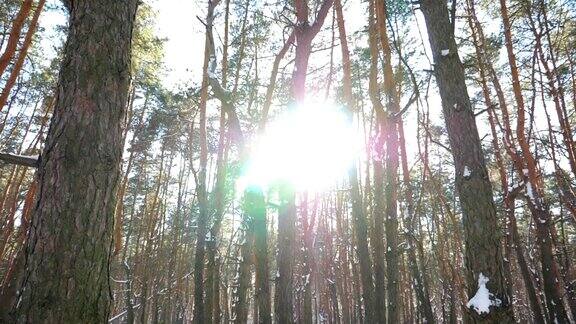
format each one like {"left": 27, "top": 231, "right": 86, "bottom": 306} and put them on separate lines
{"left": 239, "top": 101, "right": 361, "bottom": 192}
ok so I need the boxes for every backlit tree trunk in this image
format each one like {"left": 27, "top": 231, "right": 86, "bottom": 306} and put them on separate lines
{"left": 275, "top": 2, "right": 333, "bottom": 323}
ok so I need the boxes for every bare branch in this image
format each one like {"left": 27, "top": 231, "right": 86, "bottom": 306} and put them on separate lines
{"left": 0, "top": 152, "right": 39, "bottom": 168}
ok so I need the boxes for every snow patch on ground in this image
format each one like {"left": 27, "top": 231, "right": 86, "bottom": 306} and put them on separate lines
{"left": 466, "top": 273, "right": 502, "bottom": 315}
{"left": 441, "top": 49, "right": 450, "bottom": 56}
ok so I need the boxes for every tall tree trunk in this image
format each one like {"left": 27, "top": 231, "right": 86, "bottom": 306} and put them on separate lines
{"left": 374, "top": 1, "right": 401, "bottom": 322}
{"left": 275, "top": 2, "right": 333, "bottom": 323}
{"left": 398, "top": 120, "right": 435, "bottom": 324}
{"left": 334, "top": 0, "right": 378, "bottom": 322}
{"left": 334, "top": 0, "right": 376, "bottom": 322}
{"left": 419, "top": 1, "right": 514, "bottom": 322}
{"left": 13, "top": 1, "right": 138, "bottom": 322}
{"left": 192, "top": 1, "right": 220, "bottom": 323}
{"left": 465, "top": 2, "right": 546, "bottom": 321}
{"left": 205, "top": 104, "right": 230, "bottom": 324}
{"left": 497, "top": 0, "right": 571, "bottom": 321}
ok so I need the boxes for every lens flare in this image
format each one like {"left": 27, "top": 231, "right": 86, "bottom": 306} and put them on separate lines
{"left": 239, "top": 101, "right": 360, "bottom": 192}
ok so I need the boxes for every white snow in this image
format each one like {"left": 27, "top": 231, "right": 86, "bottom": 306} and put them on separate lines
{"left": 208, "top": 55, "right": 217, "bottom": 79}
{"left": 523, "top": 168, "right": 529, "bottom": 176}
{"left": 441, "top": 49, "right": 450, "bottom": 56}
{"left": 463, "top": 166, "right": 471, "bottom": 178}
{"left": 508, "top": 182, "right": 522, "bottom": 192}
{"left": 466, "top": 273, "right": 502, "bottom": 315}
{"left": 526, "top": 181, "right": 536, "bottom": 203}
{"left": 303, "top": 274, "right": 310, "bottom": 286}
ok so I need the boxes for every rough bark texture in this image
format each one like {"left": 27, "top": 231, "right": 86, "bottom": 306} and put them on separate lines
{"left": 420, "top": 1, "right": 514, "bottom": 322}
{"left": 13, "top": 1, "right": 138, "bottom": 322}
{"left": 466, "top": 1, "right": 546, "bottom": 320}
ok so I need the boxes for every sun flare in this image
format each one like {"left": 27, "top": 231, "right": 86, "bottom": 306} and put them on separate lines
{"left": 239, "top": 101, "right": 361, "bottom": 192}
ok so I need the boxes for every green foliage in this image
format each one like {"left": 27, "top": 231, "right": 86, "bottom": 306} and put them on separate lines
{"left": 132, "top": 3, "right": 166, "bottom": 90}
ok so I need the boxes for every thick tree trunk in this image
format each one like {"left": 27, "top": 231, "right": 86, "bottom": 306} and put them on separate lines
{"left": 465, "top": 2, "right": 546, "bottom": 320}
{"left": 13, "top": 1, "right": 138, "bottom": 322}
{"left": 419, "top": 1, "right": 514, "bottom": 322}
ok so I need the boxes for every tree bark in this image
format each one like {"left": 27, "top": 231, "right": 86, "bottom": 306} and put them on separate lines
{"left": 13, "top": 1, "right": 138, "bottom": 322}
{"left": 419, "top": 0, "right": 514, "bottom": 322}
